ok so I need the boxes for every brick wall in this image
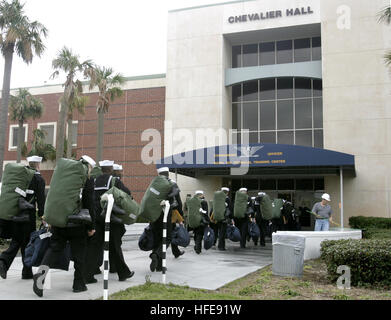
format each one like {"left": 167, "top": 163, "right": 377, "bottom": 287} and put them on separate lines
{"left": 3, "top": 86, "right": 165, "bottom": 203}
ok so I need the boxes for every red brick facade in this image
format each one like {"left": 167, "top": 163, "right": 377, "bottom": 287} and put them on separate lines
{"left": 3, "top": 86, "right": 166, "bottom": 202}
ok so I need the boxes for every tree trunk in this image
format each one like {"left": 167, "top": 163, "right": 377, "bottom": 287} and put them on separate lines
{"left": 56, "top": 100, "right": 68, "bottom": 161}
{"left": 66, "top": 117, "right": 73, "bottom": 159}
{"left": 96, "top": 110, "right": 104, "bottom": 163}
{"left": 16, "top": 120, "right": 24, "bottom": 163}
{"left": 0, "top": 45, "right": 15, "bottom": 178}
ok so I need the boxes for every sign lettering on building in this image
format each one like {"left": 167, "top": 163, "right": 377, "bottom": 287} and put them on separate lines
{"left": 228, "top": 7, "right": 314, "bottom": 24}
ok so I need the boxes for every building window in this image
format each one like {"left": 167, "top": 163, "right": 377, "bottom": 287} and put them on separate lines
{"left": 66, "top": 121, "right": 78, "bottom": 147}
{"left": 38, "top": 122, "right": 56, "bottom": 147}
{"left": 9, "top": 124, "right": 28, "bottom": 150}
{"left": 232, "top": 77, "right": 323, "bottom": 148}
{"left": 231, "top": 36, "right": 321, "bottom": 68}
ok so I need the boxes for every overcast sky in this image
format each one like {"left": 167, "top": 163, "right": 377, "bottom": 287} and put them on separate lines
{"left": 0, "top": 0, "right": 231, "bottom": 89}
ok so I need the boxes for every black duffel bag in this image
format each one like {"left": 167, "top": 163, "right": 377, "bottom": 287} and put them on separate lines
{"left": 138, "top": 225, "right": 155, "bottom": 251}
{"left": 248, "top": 221, "right": 260, "bottom": 242}
{"left": 171, "top": 224, "right": 190, "bottom": 248}
{"left": 226, "top": 224, "right": 241, "bottom": 242}
{"left": 203, "top": 226, "right": 215, "bottom": 250}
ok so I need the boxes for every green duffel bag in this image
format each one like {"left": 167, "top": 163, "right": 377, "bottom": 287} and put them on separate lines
{"left": 43, "top": 158, "right": 88, "bottom": 228}
{"left": 272, "top": 198, "right": 284, "bottom": 219}
{"left": 213, "top": 191, "right": 226, "bottom": 222}
{"left": 260, "top": 194, "right": 273, "bottom": 220}
{"left": 0, "top": 163, "right": 35, "bottom": 221}
{"left": 90, "top": 166, "right": 102, "bottom": 179}
{"left": 139, "top": 175, "right": 173, "bottom": 223}
{"left": 100, "top": 177, "right": 140, "bottom": 225}
{"left": 234, "top": 191, "right": 248, "bottom": 219}
{"left": 186, "top": 196, "right": 202, "bottom": 229}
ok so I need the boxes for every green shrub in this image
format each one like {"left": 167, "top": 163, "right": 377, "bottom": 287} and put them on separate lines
{"left": 349, "top": 216, "right": 391, "bottom": 230}
{"left": 363, "top": 228, "right": 391, "bottom": 240}
{"left": 320, "top": 239, "right": 391, "bottom": 287}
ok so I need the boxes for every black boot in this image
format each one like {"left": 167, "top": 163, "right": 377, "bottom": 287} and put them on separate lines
{"left": 0, "top": 260, "right": 7, "bottom": 279}
{"left": 149, "top": 253, "right": 158, "bottom": 272}
{"left": 32, "top": 273, "right": 45, "bottom": 297}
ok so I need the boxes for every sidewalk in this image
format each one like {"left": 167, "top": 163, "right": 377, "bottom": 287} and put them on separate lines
{"left": 0, "top": 231, "right": 272, "bottom": 300}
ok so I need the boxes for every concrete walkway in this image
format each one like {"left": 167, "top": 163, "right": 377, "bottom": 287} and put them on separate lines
{"left": 0, "top": 230, "right": 272, "bottom": 300}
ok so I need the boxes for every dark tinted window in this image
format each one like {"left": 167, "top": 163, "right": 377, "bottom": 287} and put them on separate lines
{"left": 260, "top": 101, "right": 276, "bottom": 130}
{"left": 313, "top": 79, "right": 322, "bottom": 97}
{"left": 295, "top": 99, "right": 312, "bottom": 129}
{"left": 243, "top": 179, "right": 259, "bottom": 190}
{"left": 260, "top": 132, "right": 276, "bottom": 144}
{"left": 242, "top": 44, "right": 258, "bottom": 67}
{"left": 232, "top": 45, "right": 241, "bottom": 68}
{"left": 295, "top": 130, "right": 313, "bottom": 147}
{"left": 232, "top": 84, "right": 241, "bottom": 102}
{"left": 260, "top": 179, "right": 276, "bottom": 190}
{"left": 260, "top": 42, "right": 275, "bottom": 65}
{"left": 296, "top": 179, "right": 314, "bottom": 190}
{"left": 314, "top": 130, "right": 324, "bottom": 149}
{"left": 260, "top": 79, "right": 275, "bottom": 100}
{"left": 277, "top": 40, "right": 293, "bottom": 64}
{"left": 314, "top": 178, "right": 325, "bottom": 190}
{"left": 232, "top": 104, "right": 241, "bottom": 130}
{"left": 313, "top": 98, "right": 323, "bottom": 128}
{"left": 277, "top": 78, "right": 293, "bottom": 99}
{"left": 295, "top": 78, "right": 312, "bottom": 98}
{"left": 294, "top": 38, "right": 311, "bottom": 62}
{"left": 242, "top": 103, "right": 258, "bottom": 131}
{"left": 277, "top": 131, "right": 294, "bottom": 145}
{"left": 243, "top": 81, "right": 258, "bottom": 101}
{"left": 278, "top": 179, "right": 294, "bottom": 190}
{"left": 277, "top": 100, "right": 293, "bottom": 130}
{"left": 312, "top": 37, "right": 321, "bottom": 61}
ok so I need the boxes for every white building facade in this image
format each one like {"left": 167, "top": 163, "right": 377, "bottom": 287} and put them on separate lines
{"left": 163, "top": 0, "right": 391, "bottom": 228}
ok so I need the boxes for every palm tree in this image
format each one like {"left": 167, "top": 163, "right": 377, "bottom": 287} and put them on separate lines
{"left": 89, "top": 66, "right": 124, "bottom": 162}
{"left": 0, "top": 0, "right": 47, "bottom": 178}
{"left": 66, "top": 87, "right": 88, "bottom": 158}
{"left": 51, "top": 46, "right": 95, "bottom": 160}
{"left": 9, "top": 88, "right": 43, "bottom": 163}
{"left": 379, "top": 6, "right": 391, "bottom": 66}
{"left": 22, "top": 128, "right": 56, "bottom": 162}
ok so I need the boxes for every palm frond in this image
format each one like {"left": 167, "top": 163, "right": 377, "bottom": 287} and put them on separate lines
{"left": 378, "top": 6, "right": 391, "bottom": 24}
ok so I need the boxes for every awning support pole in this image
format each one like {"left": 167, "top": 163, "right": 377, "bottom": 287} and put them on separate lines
{"left": 175, "top": 168, "right": 178, "bottom": 182}
{"left": 340, "top": 167, "right": 344, "bottom": 229}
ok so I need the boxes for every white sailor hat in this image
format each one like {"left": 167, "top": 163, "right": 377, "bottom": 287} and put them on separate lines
{"left": 221, "top": 187, "right": 230, "bottom": 192}
{"left": 258, "top": 192, "right": 266, "bottom": 196}
{"left": 195, "top": 190, "right": 204, "bottom": 195}
{"left": 113, "top": 164, "right": 123, "bottom": 171}
{"left": 81, "top": 155, "right": 96, "bottom": 168}
{"left": 27, "top": 156, "right": 42, "bottom": 163}
{"left": 239, "top": 188, "right": 248, "bottom": 192}
{"left": 99, "top": 160, "right": 114, "bottom": 167}
{"left": 157, "top": 167, "right": 169, "bottom": 174}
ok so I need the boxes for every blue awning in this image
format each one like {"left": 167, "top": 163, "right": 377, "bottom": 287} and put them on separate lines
{"left": 156, "top": 144, "right": 355, "bottom": 177}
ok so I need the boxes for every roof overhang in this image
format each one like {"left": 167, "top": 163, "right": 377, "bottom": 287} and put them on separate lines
{"left": 156, "top": 143, "right": 356, "bottom": 178}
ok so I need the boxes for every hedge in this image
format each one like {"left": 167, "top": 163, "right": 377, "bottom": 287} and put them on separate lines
{"left": 320, "top": 239, "right": 391, "bottom": 287}
{"left": 362, "top": 228, "right": 391, "bottom": 240}
{"left": 349, "top": 216, "right": 391, "bottom": 230}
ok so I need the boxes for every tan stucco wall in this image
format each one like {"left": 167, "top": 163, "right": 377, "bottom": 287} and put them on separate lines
{"left": 321, "top": 0, "right": 391, "bottom": 225}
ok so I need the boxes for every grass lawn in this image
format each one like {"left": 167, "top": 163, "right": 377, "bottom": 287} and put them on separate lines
{"left": 109, "top": 259, "right": 391, "bottom": 300}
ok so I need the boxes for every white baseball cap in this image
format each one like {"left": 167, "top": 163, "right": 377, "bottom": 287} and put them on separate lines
{"left": 113, "top": 164, "right": 123, "bottom": 171}
{"left": 27, "top": 156, "right": 42, "bottom": 163}
{"left": 81, "top": 155, "right": 96, "bottom": 168}
{"left": 322, "top": 193, "right": 331, "bottom": 202}
{"left": 99, "top": 160, "right": 114, "bottom": 167}
{"left": 157, "top": 167, "right": 169, "bottom": 174}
